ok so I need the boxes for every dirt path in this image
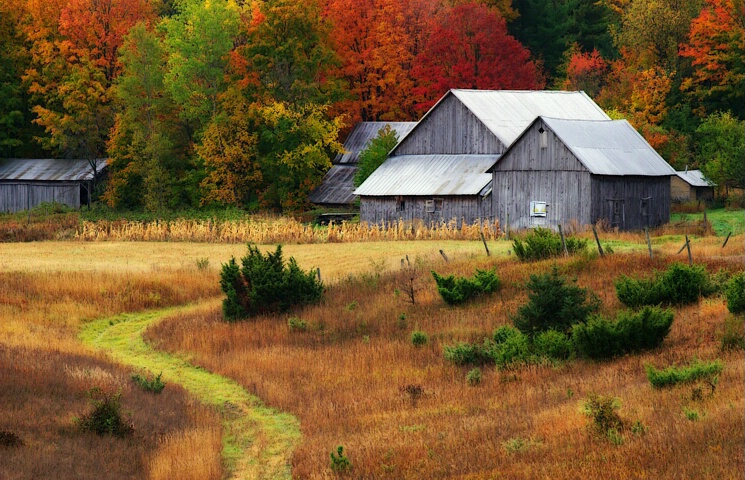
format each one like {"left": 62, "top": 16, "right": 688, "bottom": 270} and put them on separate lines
{"left": 79, "top": 302, "right": 300, "bottom": 479}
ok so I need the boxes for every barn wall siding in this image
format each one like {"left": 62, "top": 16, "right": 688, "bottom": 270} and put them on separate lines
{"left": 395, "top": 95, "right": 505, "bottom": 155}
{"left": 360, "top": 195, "right": 493, "bottom": 227}
{"left": 492, "top": 120, "right": 592, "bottom": 230}
{"left": 670, "top": 176, "right": 692, "bottom": 201}
{"left": 590, "top": 176, "right": 671, "bottom": 230}
{"left": 0, "top": 182, "right": 81, "bottom": 213}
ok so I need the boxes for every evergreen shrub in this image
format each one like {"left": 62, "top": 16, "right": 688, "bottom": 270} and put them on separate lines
{"left": 513, "top": 266, "right": 600, "bottom": 335}
{"left": 432, "top": 268, "right": 501, "bottom": 305}
{"left": 615, "top": 263, "right": 715, "bottom": 308}
{"left": 220, "top": 244, "right": 323, "bottom": 321}
{"left": 572, "top": 306, "right": 674, "bottom": 359}
{"left": 512, "top": 227, "right": 587, "bottom": 261}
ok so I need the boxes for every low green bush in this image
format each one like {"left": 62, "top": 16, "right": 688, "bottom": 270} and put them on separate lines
{"left": 410, "top": 330, "right": 428, "bottom": 347}
{"left": 645, "top": 359, "right": 723, "bottom": 388}
{"left": 330, "top": 445, "right": 351, "bottom": 472}
{"left": 513, "top": 266, "right": 600, "bottom": 335}
{"left": 288, "top": 317, "right": 308, "bottom": 332}
{"left": 131, "top": 371, "right": 165, "bottom": 394}
{"left": 615, "top": 263, "right": 715, "bottom": 308}
{"left": 76, "top": 387, "right": 133, "bottom": 437}
{"left": 720, "top": 315, "right": 745, "bottom": 351}
{"left": 532, "top": 330, "right": 574, "bottom": 360}
{"left": 220, "top": 244, "right": 323, "bottom": 321}
{"left": 582, "top": 393, "right": 624, "bottom": 441}
{"left": 443, "top": 341, "right": 492, "bottom": 366}
{"left": 466, "top": 368, "right": 482, "bottom": 386}
{"left": 725, "top": 272, "right": 744, "bottom": 314}
{"left": 512, "top": 227, "right": 587, "bottom": 262}
{"left": 572, "top": 306, "right": 674, "bottom": 359}
{"left": 432, "top": 268, "right": 501, "bottom": 305}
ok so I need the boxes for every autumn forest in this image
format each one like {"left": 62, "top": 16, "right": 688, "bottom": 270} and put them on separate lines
{"left": 0, "top": 0, "right": 743, "bottom": 213}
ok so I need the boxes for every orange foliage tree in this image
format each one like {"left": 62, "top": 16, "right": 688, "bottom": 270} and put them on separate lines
{"left": 679, "top": 0, "right": 745, "bottom": 117}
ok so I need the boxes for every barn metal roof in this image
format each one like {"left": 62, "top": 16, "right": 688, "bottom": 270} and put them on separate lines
{"left": 355, "top": 155, "right": 497, "bottom": 196}
{"left": 336, "top": 122, "right": 416, "bottom": 164}
{"left": 538, "top": 117, "right": 676, "bottom": 176}
{"left": 0, "top": 158, "right": 108, "bottom": 181}
{"left": 308, "top": 164, "right": 358, "bottom": 205}
{"left": 393, "top": 90, "right": 610, "bottom": 153}
{"left": 676, "top": 169, "right": 713, "bottom": 187}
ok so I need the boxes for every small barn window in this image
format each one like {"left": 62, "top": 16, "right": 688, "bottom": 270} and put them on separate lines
{"left": 530, "top": 201, "right": 547, "bottom": 217}
{"left": 426, "top": 198, "right": 443, "bottom": 213}
{"left": 539, "top": 126, "right": 547, "bottom": 149}
{"left": 396, "top": 199, "right": 406, "bottom": 212}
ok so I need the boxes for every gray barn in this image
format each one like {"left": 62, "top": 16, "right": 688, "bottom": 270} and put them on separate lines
{"left": 671, "top": 169, "right": 715, "bottom": 202}
{"left": 490, "top": 117, "right": 675, "bottom": 231}
{"left": 356, "top": 89, "right": 610, "bottom": 226}
{"left": 0, "top": 158, "right": 108, "bottom": 213}
{"left": 309, "top": 121, "right": 416, "bottom": 208}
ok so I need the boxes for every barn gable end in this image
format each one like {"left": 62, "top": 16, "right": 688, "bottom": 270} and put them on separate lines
{"left": 392, "top": 93, "right": 504, "bottom": 155}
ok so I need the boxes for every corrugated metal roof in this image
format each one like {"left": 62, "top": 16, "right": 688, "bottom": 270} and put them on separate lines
{"left": 308, "top": 164, "right": 357, "bottom": 205}
{"left": 540, "top": 117, "right": 676, "bottom": 176}
{"left": 355, "top": 155, "right": 497, "bottom": 196}
{"left": 451, "top": 90, "right": 610, "bottom": 146}
{"left": 392, "top": 90, "right": 610, "bottom": 153}
{"left": 676, "top": 169, "right": 713, "bottom": 187}
{"left": 336, "top": 122, "right": 417, "bottom": 164}
{"left": 0, "top": 158, "right": 108, "bottom": 181}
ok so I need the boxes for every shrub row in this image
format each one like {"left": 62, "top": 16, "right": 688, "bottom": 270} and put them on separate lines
{"left": 645, "top": 359, "right": 723, "bottom": 388}
{"left": 512, "top": 227, "right": 587, "bottom": 262}
{"left": 725, "top": 272, "right": 744, "bottom": 314}
{"left": 432, "top": 268, "right": 501, "bottom": 305}
{"left": 444, "top": 306, "right": 674, "bottom": 367}
{"left": 615, "top": 263, "right": 716, "bottom": 308}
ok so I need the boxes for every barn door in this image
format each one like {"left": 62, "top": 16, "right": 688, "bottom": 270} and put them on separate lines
{"left": 606, "top": 198, "right": 625, "bottom": 229}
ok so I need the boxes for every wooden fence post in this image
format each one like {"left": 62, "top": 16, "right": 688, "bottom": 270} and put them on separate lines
{"left": 317, "top": 268, "right": 322, "bottom": 282}
{"left": 592, "top": 225, "right": 604, "bottom": 257}
{"left": 439, "top": 250, "right": 449, "bottom": 262}
{"left": 558, "top": 224, "right": 568, "bottom": 257}
{"left": 685, "top": 235, "right": 693, "bottom": 265}
{"left": 722, "top": 232, "right": 732, "bottom": 248}
{"left": 644, "top": 228, "right": 653, "bottom": 259}
{"left": 480, "top": 231, "right": 491, "bottom": 256}
{"left": 505, "top": 213, "right": 510, "bottom": 241}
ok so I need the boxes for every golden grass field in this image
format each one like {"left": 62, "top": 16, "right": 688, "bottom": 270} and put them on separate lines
{"left": 0, "top": 232, "right": 743, "bottom": 479}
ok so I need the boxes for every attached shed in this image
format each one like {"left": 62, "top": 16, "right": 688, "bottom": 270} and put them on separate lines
{"left": 0, "top": 158, "right": 108, "bottom": 213}
{"left": 309, "top": 121, "right": 416, "bottom": 208}
{"left": 357, "top": 89, "right": 611, "bottom": 226}
{"left": 671, "top": 169, "right": 715, "bottom": 202}
{"left": 355, "top": 154, "right": 495, "bottom": 225}
{"left": 490, "top": 117, "right": 675, "bottom": 231}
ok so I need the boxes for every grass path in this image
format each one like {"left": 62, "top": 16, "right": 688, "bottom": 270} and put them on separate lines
{"left": 79, "top": 302, "right": 300, "bottom": 479}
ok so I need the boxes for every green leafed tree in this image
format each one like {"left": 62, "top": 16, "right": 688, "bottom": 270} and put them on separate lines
{"left": 161, "top": 0, "right": 240, "bottom": 131}
{"left": 697, "top": 111, "right": 745, "bottom": 192}
{"left": 353, "top": 125, "right": 398, "bottom": 187}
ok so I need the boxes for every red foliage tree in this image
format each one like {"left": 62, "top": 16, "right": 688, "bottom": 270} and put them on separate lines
{"left": 561, "top": 46, "right": 609, "bottom": 97}
{"left": 412, "top": 2, "right": 544, "bottom": 112}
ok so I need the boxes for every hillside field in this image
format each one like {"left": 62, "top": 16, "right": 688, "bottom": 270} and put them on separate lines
{"left": 0, "top": 231, "right": 743, "bottom": 479}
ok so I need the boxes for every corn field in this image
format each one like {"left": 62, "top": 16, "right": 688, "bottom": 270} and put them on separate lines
{"left": 75, "top": 217, "right": 501, "bottom": 244}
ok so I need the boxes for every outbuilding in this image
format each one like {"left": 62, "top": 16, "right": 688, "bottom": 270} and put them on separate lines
{"left": 308, "top": 121, "right": 416, "bottom": 208}
{"left": 356, "top": 89, "right": 611, "bottom": 226}
{"left": 671, "top": 169, "right": 715, "bottom": 202}
{"left": 490, "top": 117, "right": 675, "bottom": 231}
{"left": 0, "top": 158, "right": 108, "bottom": 213}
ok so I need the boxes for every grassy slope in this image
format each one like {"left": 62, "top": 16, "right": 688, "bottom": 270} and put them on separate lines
{"left": 671, "top": 208, "right": 745, "bottom": 236}
{"left": 79, "top": 302, "right": 300, "bottom": 480}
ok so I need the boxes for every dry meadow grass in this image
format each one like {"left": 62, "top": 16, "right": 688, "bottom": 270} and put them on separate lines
{"left": 147, "top": 244, "right": 744, "bottom": 479}
{"left": 0, "top": 265, "right": 223, "bottom": 480}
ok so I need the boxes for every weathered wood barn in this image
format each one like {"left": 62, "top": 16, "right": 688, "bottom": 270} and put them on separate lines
{"left": 490, "top": 117, "right": 676, "bottom": 231}
{"left": 355, "top": 89, "right": 610, "bottom": 225}
{"left": 671, "top": 169, "right": 715, "bottom": 202}
{"left": 308, "top": 121, "right": 416, "bottom": 208}
{"left": 0, "top": 158, "right": 108, "bottom": 213}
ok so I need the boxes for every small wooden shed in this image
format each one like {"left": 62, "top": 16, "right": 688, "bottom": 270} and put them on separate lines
{"left": 671, "top": 169, "right": 715, "bottom": 202}
{"left": 356, "top": 89, "right": 611, "bottom": 226}
{"left": 0, "top": 158, "right": 108, "bottom": 213}
{"left": 490, "top": 117, "right": 675, "bottom": 231}
{"left": 308, "top": 121, "right": 415, "bottom": 208}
